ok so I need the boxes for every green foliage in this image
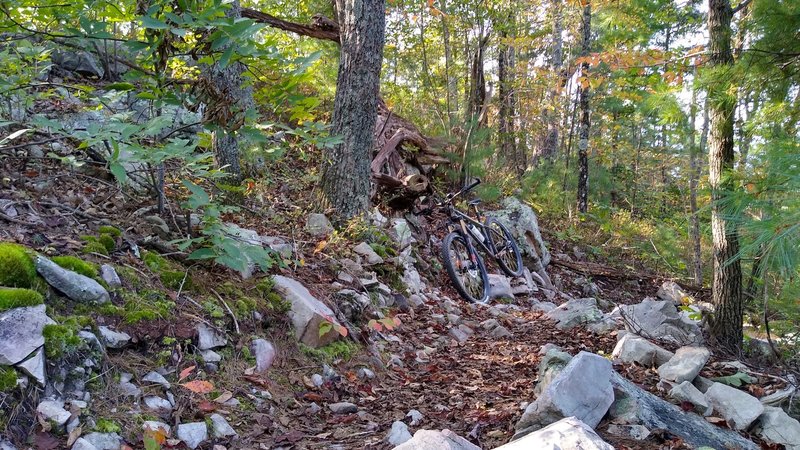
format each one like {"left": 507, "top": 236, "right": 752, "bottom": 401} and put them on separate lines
{"left": 94, "top": 418, "right": 122, "bottom": 433}
{"left": 43, "top": 323, "right": 82, "bottom": 358}
{"left": 0, "top": 288, "right": 44, "bottom": 312}
{"left": 0, "top": 242, "right": 36, "bottom": 288}
{"left": 711, "top": 372, "right": 757, "bottom": 387}
{"left": 51, "top": 256, "right": 99, "bottom": 279}
{"left": 300, "top": 340, "right": 359, "bottom": 363}
{"left": 0, "top": 366, "right": 17, "bottom": 392}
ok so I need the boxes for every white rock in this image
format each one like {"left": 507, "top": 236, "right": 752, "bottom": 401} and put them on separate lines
{"left": 97, "top": 326, "right": 130, "bottom": 349}
{"left": 143, "top": 420, "right": 171, "bottom": 436}
{"left": 144, "top": 395, "right": 173, "bottom": 414}
{"left": 71, "top": 438, "right": 98, "bottom": 450}
{"left": 669, "top": 380, "right": 711, "bottom": 415}
{"left": 176, "top": 422, "right": 208, "bottom": 450}
{"left": 612, "top": 333, "right": 674, "bottom": 367}
{"left": 516, "top": 352, "right": 614, "bottom": 435}
{"left": 658, "top": 346, "right": 710, "bottom": 383}
{"left": 16, "top": 346, "right": 46, "bottom": 386}
{"left": 386, "top": 421, "right": 412, "bottom": 446}
{"left": 545, "top": 298, "right": 604, "bottom": 330}
{"left": 196, "top": 323, "right": 227, "bottom": 350}
{"left": 353, "top": 242, "right": 384, "bottom": 265}
{"left": 200, "top": 349, "right": 221, "bottom": 362}
{"left": 35, "top": 256, "right": 109, "bottom": 303}
{"left": 251, "top": 338, "right": 276, "bottom": 373}
{"left": 619, "top": 298, "right": 702, "bottom": 345}
{"left": 272, "top": 275, "right": 342, "bottom": 348}
{"left": 500, "top": 417, "right": 614, "bottom": 449}
{"left": 210, "top": 413, "right": 237, "bottom": 438}
{"left": 754, "top": 406, "right": 800, "bottom": 449}
{"left": 705, "top": 382, "right": 765, "bottom": 430}
{"left": 329, "top": 402, "right": 358, "bottom": 414}
{"left": 36, "top": 399, "right": 71, "bottom": 426}
{"left": 0, "top": 304, "right": 55, "bottom": 365}
{"left": 99, "top": 264, "right": 122, "bottom": 289}
{"left": 407, "top": 409, "right": 424, "bottom": 426}
{"left": 488, "top": 274, "right": 514, "bottom": 299}
{"left": 606, "top": 424, "right": 651, "bottom": 440}
{"left": 82, "top": 432, "right": 123, "bottom": 450}
{"left": 657, "top": 280, "right": 690, "bottom": 305}
{"left": 143, "top": 371, "right": 170, "bottom": 389}
{"left": 392, "top": 429, "right": 479, "bottom": 450}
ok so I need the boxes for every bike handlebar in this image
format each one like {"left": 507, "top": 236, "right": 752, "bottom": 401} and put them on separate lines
{"left": 415, "top": 178, "right": 481, "bottom": 215}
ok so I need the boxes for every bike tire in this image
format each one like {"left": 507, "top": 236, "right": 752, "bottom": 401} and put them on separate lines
{"left": 442, "top": 232, "right": 490, "bottom": 303}
{"left": 485, "top": 217, "right": 524, "bottom": 278}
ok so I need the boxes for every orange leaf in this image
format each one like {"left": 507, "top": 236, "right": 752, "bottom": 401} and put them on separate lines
{"left": 181, "top": 380, "right": 214, "bottom": 394}
{"left": 179, "top": 365, "right": 196, "bottom": 381}
{"left": 313, "top": 240, "right": 328, "bottom": 254}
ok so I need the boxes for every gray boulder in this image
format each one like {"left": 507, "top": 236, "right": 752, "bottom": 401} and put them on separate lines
{"left": 619, "top": 298, "right": 702, "bottom": 345}
{"left": 306, "top": 213, "right": 333, "bottom": 236}
{"left": 488, "top": 274, "right": 514, "bottom": 299}
{"left": 669, "top": 380, "right": 711, "bottom": 415}
{"left": 608, "top": 372, "right": 758, "bottom": 449}
{"left": 545, "top": 298, "right": 603, "bottom": 330}
{"left": 392, "top": 429, "right": 479, "bottom": 450}
{"left": 176, "top": 422, "right": 207, "bottom": 450}
{"left": 0, "top": 304, "right": 55, "bottom": 365}
{"left": 71, "top": 438, "right": 98, "bottom": 450}
{"left": 81, "top": 433, "right": 123, "bottom": 450}
{"left": 499, "top": 417, "right": 613, "bottom": 450}
{"left": 353, "top": 242, "right": 384, "bottom": 265}
{"left": 515, "top": 352, "right": 614, "bottom": 437}
{"left": 657, "top": 346, "right": 710, "bottom": 383}
{"left": 52, "top": 51, "right": 104, "bottom": 78}
{"left": 16, "top": 346, "right": 46, "bottom": 386}
{"left": 612, "top": 333, "right": 673, "bottom": 367}
{"left": 657, "top": 281, "right": 690, "bottom": 305}
{"left": 36, "top": 256, "right": 110, "bottom": 303}
{"left": 490, "top": 197, "right": 551, "bottom": 267}
{"left": 705, "top": 382, "right": 764, "bottom": 430}
{"left": 273, "top": 275, "right": 342, "bottom": 348}
{"left": 754, "top": 406, "right": 800, "bottom": 449}
{"left": 534, "top": 346, "right": 574, "bottom": 396}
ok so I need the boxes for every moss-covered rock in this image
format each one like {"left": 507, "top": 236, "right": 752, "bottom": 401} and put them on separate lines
{"left": 51, "top": 256, "right": 99, "bottom": 279}
{"left": 0, "top": 242, "right": 36, "bottom": 288}
{"left": 0, "top": 366, "right": 17, "bottom": 392}
{"left": 0, "top": 288, "right": 44, "bottom": 312}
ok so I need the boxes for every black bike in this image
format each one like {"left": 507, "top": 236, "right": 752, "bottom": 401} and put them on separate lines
{"left": 432, "top": 179, "right": 524, "bottom": 303}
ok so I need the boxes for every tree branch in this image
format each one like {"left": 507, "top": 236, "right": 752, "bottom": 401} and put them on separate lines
{"left": 240, "top": 9, "right": 340, "bottom": 43}
{"left": 732, "top": 0, "right": 752, "bottom": 14}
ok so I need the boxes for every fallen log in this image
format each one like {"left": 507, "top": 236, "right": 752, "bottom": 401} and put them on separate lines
{"left": 550, "top": 257, "right": 710, "bottom": 293}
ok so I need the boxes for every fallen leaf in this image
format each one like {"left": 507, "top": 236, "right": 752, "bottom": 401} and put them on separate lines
{"left": 213, "top": 391, "right": 234, "bottom": 404}
{"left": 181, "top": 380, "right": 214, "bottom": 394}
{"left": 179, "top": 365, "right": 196, "bottom": 381}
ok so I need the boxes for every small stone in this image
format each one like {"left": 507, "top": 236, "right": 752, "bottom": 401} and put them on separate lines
{"left": 490, "top": 326, "right": 513, "bottom": 338}
{"left": 71, "top": 438, "right": 98, "bottom": 450}
{"left": 337, "top": 272, "right": 354, "bottom": 283}
{"left": 99, "top": 264, "right": 122, "bottom": 289}
{"left": 81, "top": 432, "right": 122, "bottom": 450}
{"left": 37, "top": 399, "right": 71, "bottom": 426}
{"left": 196, "top": 323, "right": 227, "bottom": 350}
{"left": 143, "top": 421, "right": 171, "bottom": 436}
{"left": 705, "top": 382, "right": 765, "bottom": 430}
{"left": 251, "top": 339, "right": 276, "bottom": 373}
{"left": 36, "top": 256, "right": 110, "bottom": 303}
{"left": 306, "top": 213, "right": 334, "bottom": 236}
{"left": 176, "top": 422, "right": 208, "bottom": 450}
{"left": 386, "top": 421, "right": 412, "bottom": 446}
{"left": 357, "top": 368, "right": 375, "bottom": 379}
{"left": 753, "top": 406, "right": 800, "bottom": 449}
{"left": 669, "top": 380, "right": 711, "bottom": 415}
{"left": 0, "top": 304, "right": 55, "bottom": 365}
{"left": 143, "top": 371, "right": 170, "bottom": 389}
{"left": 488, "top": 274, "right": 514, "bottom": 299}
{"left": 97, "top": 326, "right": 131, "bottom": 349}
{"left": 329, "top": 402, "right": 358, "bottom": 414}
{"left": 406, "top": 409, "right": 423, "bottom": 426}
{"left": 448, "top": 327, "right": 469, "bottom": 344}
{"left": 658, "top": 346, "right": 711, "bottom": 383}
{"left": 16, "top": 346, "right": 46, "bottom": 386}
{"left": 210, "top": 414, "right": 237, "bottom": 438}
{"left": 606, "top": 424, "right": 651, "bottom": 440}
{"left": 200, "top": 349, "right": 221, "bottom": 363}
{"left": 311, "top": 374, "right": 324, "bottom": 387}
{"left": 144, "top": 395, "right": 173, "bottom": 414}
{"left": 612, "top": 333, "right": 674, "bottom": 367}
{"left": 118, "top": 379, "right": 141, "bottom": 397}
{"left": 408, "top": 294, "right": 425, "bottom": 308}
{"left": 353, "top": 242, "right": 383, "bottom": 265}
{"left": 307, "top": 402, "right": 322, "bottom": 414}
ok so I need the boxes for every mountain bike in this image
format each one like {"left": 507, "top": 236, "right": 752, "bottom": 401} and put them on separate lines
{"left": 428, "top": 178, "right": 524, "bottom": 303}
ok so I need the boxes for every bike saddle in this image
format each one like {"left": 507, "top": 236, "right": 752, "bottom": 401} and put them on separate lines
{"left": 468, "top": 199, "right": 482, "bottom": 206}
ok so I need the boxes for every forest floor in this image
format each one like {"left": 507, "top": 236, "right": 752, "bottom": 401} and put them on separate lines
{"left": 0, "top": 111, "right": 788, "bottom": 450}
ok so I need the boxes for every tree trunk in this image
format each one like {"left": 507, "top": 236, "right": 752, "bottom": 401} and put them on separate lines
{"left": 688, "top": 64, "right": 703, "bottom": 286}
{"left": 707, "top": 0, "right": 743, "bottom": 351}
{"left": 321, "top": 0, "right": 386, "bottom": 220}
{"left": 576, "top": 2, "right": 591, "bottom": 214}
{"left": 535, "top": 0, "right": 564, "bottom": 164}
{"left": 440, "top": 0, "right": 457, "bottom": 129}
{"left": 204, "top": 0, "right": 254, "bottom": 182}
{"left": 498, "top": 27, "right": 518, "bottom": 175}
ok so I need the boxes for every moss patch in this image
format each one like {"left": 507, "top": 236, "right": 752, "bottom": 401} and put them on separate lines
{"left": 0, "top": 366, "right": 17, "bottom": 392}
{"left": 52, "top": 256, "right": 99, "bottom": 279}
{"left": 300, "top": 340, "right": 360, "bottom": 363}
{"left": 98, "top": 234, "right": 116, "bottom": 252}
{"left": 43, "top": 323, "right": 82, "bottom": 358}
{"left": 0, "top": 288, "right": 44, "bottom": 312}
{"left": 256, "top": 278, "right": 290, "bottom": 313}
{"left": 94, "top": 418, "right": 121, "bottom": 433}
{"left": 98, "top": 226, "right": 121, "bottom": 238}
{"left": 0, "top": 242, "right": 37, "bottom": 288}
{"left": 83, "top": 241, "right": 109, "bottom": 256}
{"left": 143, "top": 251, "right": 190, "bottom": 290}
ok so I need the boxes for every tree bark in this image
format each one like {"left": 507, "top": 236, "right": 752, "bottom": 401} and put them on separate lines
{"left": 498, "top": 27, "right": 518, "bottom": 175}
{"left": 535, "top": 0, "right": 564, "bottom": 164}
{"left": 707, "top": 0, "right": 743, "bottom": 351}
{"left": 576, "top": 2, "right": 591, "bottom": 214}
{"left": 203, "top": 0, "right": 254, "bottom": 182}
{"left": 321, "top": 0, "right": 385, "bottom": 220}
{"left": 688, "top": 64, "right": 704, "bottom": 286}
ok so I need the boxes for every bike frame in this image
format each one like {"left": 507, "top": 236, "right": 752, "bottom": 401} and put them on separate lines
{"left": 445, "top": 204, "right": 498, "bottom": 258}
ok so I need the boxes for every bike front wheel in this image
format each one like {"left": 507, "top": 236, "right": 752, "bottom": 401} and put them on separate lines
{"left": 442, "top": 232, "right": 490, "bottom": 303}
{"left": 485, "top": 217, "right": 524, "bottom": 278}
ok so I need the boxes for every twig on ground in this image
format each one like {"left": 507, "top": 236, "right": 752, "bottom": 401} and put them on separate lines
{"left": 211, "top": 287, "right": 240, "bottom": 335}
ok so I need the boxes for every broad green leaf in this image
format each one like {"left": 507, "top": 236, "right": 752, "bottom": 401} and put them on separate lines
{"left": 140, "top": 16, "right": 169, "bottom": 29}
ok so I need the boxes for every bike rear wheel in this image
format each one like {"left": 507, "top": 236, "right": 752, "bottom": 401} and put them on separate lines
{"left": 442, "top": 232, "right": 490, "bottom": 303}
{"left": 485, "top": 217, "right": 524, "bottom": 278}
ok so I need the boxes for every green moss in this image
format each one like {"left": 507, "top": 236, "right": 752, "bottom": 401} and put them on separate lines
{"left": 0, "top": 288, "right": 44, "bottom": 312}
{"left": 51, "top": 256, "right": 99, "bottom": 279}
{"left": 160, "top": 270, "right": 189, "bottom": 289}
{"left": 0, "top": 242, "right": 37, "bottom": 288}
{"left": 117, "top": 290, "right": 174, "bottom": 323}
{"left": 300, "top": 340, "right": 360, "bottom": 363}
{"left": 95, "top": 418, "right": 121, "bottom": 433}
{"left": 80, "top": 235, "right": 99, "bottom": 244}
{"left": 98, "top": 234, "right": 116, "bottom": 252}
{"left": 115, "top": 266, "right": 142, "bottom": 290}
{"left": 98, "top": 226, "right": 121, "bottom": 237}
{"left": 83, "top": 241, "right": 109, "bottom": 256}
{"left": 0, "top": 366, "right": 17, "bottom": 392}
{"left": 256, "top": 279, "right": 290, "bottom": 313}
{"left": 203, "top": 300, "right": 225, "bottom": 319}
{"left": 43, "top": 323, "right": 82, "bottom": 358}
{"left": 143, "top": 251, "right": 168, "bottom": 272}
